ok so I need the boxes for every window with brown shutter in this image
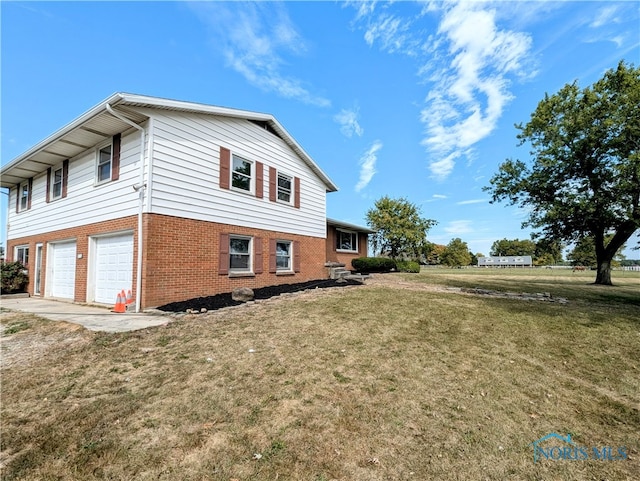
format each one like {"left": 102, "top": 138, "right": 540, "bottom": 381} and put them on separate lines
{"left": 254, "top": 237, "right": 263, "bottom": 273}
{"left": 219, "top": 233, "right": 230, "bottom": 275}
{"left": 62, "top": 159, "right": 69, "bottom": 198}
{"left": 269, "top": 239, "right": 277, "bottom": 273}
{"left": 220, "top": 147, "right": 230, "bottom": 189}
{"left": 269, "top": 167, "right": 277, "bottom": 202}
{"left": 293, "top": 240, "right": 301, "bottom": 272}
{"left": 111, "top": 133, "right": 121, "bottom": 181}
{"left": 255, "top": 162, "right": 264, "bottom": 198}
{"left": 294, "top": 177, "right": 300, "bottom": 208}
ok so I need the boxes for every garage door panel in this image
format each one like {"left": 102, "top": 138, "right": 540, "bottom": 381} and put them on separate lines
{"left": 50, "top": 242, "right": 76, "bottom": 299}
{"left": 94, "top": 234, "right": 133, "bottom": 304}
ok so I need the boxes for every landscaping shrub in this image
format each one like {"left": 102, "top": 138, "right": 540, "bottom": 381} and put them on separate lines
{"left": 351, "top": 257, "right": 396, "bottom": 273}
{"left": 1, "top": 262, "right": 29, "bottom": 294}
{"left": 395, "top": 260, "right": 421, "bottom": 273}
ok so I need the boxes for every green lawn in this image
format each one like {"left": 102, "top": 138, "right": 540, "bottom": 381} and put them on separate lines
{"left": 1, "top": 269, "right": 638, "bottom": 480}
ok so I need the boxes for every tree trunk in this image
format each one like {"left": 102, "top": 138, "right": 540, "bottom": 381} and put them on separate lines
{"left": 594, "top": 258, "right": 612, "bottom": 285}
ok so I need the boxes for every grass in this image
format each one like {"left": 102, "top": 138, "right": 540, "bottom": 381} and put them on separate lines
{"left": 1, "top": 269, "right": 639, "bottom": 480}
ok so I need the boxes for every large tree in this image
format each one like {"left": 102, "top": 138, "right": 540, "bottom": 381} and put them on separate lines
{"left": 366, "top": 196, "right": 436, "bottom": 259}
{"left": 440, "top": 238, "right": 472, "bottom": 267}
{"left": 485, "top": 61, "right": 640, "bottom": 285}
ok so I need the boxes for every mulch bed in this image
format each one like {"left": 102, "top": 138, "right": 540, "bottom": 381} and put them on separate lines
{"left": 156, "top": 279, "right": 363, "bottom": 313}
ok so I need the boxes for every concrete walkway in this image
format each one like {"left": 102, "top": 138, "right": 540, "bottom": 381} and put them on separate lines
{"left": 0, "top": 296, "right": 172, "bottom": 333}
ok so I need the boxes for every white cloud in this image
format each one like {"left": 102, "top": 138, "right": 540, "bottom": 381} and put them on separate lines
{"left": 457, "top": 198, "right": 487, "bottom": 205}
{"left": 421, "top": 1, "right": 533, "bottom": 179}
{"left": 432, "top": 194, "right": 447, "bottom": 199}
{"left": 348, "top": 0, "right": 535, "bottom": 181}
{"left": 444, "top": 220, "right": 474, "bottom": 236}
{"left": 190, "top": 2, "right": 330, "bottom": 107}
{"left": 590, "top": 5, "right": 620, "bottom": 28}
{"left": 334, "top": 107, "right": 364, "bottom": 137}
{"left": 355, "top": 140, "right": 382, "bottom": 192}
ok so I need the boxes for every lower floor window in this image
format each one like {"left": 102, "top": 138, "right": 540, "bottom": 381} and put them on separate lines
{"left": 15, "top": 245, "right": 29, "bottom": 266}
{"left": 230, "top": 236, "right": 251, "bottom": 272}
{"left": 276, "top": 241, "right": 292, "bottom": 271}
{"left": 336, "top": 230, "right": 358, "bottom": 252}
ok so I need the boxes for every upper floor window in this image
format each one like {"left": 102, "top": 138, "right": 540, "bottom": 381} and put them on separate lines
{"left": 17, "top": 180, "right": 32, "bottom": 212}
{"left": 336, "top": 229, "right": 358, "bottom": 252}
{"left": 97, "top": 143, "right": 112, "bottom": 183}
{"left": 95, "top": 133, "right": 121, "bottom": 184}
{"left": 277, "top": 173, "right": 292, "bottom": 203}
{"left": 15, "top": 245, "right": 29, "bottom": 266}
{"left": 231, "top": 155, "right": 253, "bottom": 192}
{"left": 46, "top": 160, "right": 68, "bottom": 202}
{"left": 51, "top": 165, "right": 64, "bottom": 200}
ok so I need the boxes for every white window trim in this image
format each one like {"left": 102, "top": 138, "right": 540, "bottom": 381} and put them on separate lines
{"left": 15, "top": 245, "right": 29, "bottom": 266}
{"left": 276, "top": 171, "right": 293, "bottom": 205}
{"left": 50, "top": 164, "right": 64, "bottom": 200}
{"left": 276, "top": 239, "right": 293, "bottom": 272}
{"left": 230, "top": 154, "right": 254, "bottom": 195}
{"left": 95, "top": 140, "right": 113, "bottom": 185}
{"left": 229, "top": 235, "right": 253, "bottom": 274}
{"left": 336, "top": 229, "right": 358, "bottom": 253}
{"left": 18, "top": 181, "right": 30, "bottom": 212}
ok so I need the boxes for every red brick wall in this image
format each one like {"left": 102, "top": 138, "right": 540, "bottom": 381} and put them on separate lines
{"left": 8, "top": 214, "right": 330, "bottom": 308}
{"left": 6, "top": 216, "right": 138, "bottom": 302}
{"left": 142, "top": 214, "right": 327, "bottom": 307}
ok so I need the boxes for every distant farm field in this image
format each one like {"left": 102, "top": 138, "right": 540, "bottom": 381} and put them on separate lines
{"left": 1, "top": 269, "right": 639, "bottom": 480}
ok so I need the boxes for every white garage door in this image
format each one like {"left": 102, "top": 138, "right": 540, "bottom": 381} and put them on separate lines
{"left": 94, "top": 234, "right": 133, "bottom": 304}
{"left": 49, "top": 241, "right": 77, "bottom": 299}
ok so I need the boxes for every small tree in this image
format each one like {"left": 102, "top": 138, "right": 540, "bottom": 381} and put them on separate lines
{"left": 366, "top": 196, "right": 437, "bottom": 260}
{"left": 441, "top": 238, "right": 472, "bottom": 267}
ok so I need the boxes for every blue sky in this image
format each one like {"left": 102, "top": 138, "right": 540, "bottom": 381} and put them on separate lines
{"left": 2, "top": 1, "right": 639, "bottom": 258}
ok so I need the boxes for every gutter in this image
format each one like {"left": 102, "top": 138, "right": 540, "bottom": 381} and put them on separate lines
{"left": 106, "top": 104, "right": 146, "bottom": 313}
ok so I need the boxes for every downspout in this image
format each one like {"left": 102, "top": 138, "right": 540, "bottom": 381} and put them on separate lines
{"left": 106, "top": 104, "right": 146, "bottom": 313}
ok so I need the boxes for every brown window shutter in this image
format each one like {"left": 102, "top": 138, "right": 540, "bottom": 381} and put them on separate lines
{"left": 255, "top": 161, "right": 264, "bottom": 198}
{"left": 254, "top": 237, "right": 263, "bottom": 273}
{"left": 111, "top": 134, "right": 121, "bottom": 181}
{"left": 269, "top": 167, "right": 277, "bottom": 202}
{"left": 62, "top": 160, "right": 69, "bottom": 198}
{"left": 15, "top": 184, "right": 19, "bottom": 213}
{"left": 46, "top": 168, "right": 52, "bottom": 203}
{"left": 294, "top": 177, "right": 300, "bottom": 208}
{"left": 219, "top": 233, "right": 230, "bottom": 275}
{"left": 219, "top": 147, "right": 230, "bottom": 189}
{"left": 27, "top": 178, "right": 33, "bottom": 209}
{"left": 269, "top": 238, "right": 277, "bottom": 273}
{"left": 293, "top": 240, "right": 301, "bottom": 272}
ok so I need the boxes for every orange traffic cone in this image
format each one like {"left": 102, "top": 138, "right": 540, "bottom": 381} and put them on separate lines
{"left": 125, "top": 290, "right": 133, "bottom": 305}
{"left": 113, "top": 293, "right": 126, "bottom": 313}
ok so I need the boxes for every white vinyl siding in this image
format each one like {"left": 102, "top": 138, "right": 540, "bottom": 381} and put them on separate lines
{"left": 149, "top": 111, "right": 327, "bottom": 238}
{"left": 6, "top": 128, "right": 145, "bottom": 239}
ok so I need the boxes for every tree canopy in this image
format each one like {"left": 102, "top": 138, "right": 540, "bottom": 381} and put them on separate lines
{"left": 484, "top": 61, "right": 640, "bottom": 285}
{"left": 440, "top": 238, "right": 472, "bottom": 267}
{"left": 490, "top": 238, "right": 537, "bottom": 257}
{"left": 366, "top": 196, "right": 436, "bottom": 260}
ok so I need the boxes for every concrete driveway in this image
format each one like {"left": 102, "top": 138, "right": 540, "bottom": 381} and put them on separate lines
{"left": 1, "top": 296, "right": 172, "bottom": 333}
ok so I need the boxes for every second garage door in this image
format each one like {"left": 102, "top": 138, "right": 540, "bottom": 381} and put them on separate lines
{"left": 93, "top": 234, "right": 134, "bottom": 304}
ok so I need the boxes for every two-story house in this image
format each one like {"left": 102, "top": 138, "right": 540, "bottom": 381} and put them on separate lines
{"left": 2, "top": 93, "right": 370, "bottom": 310}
